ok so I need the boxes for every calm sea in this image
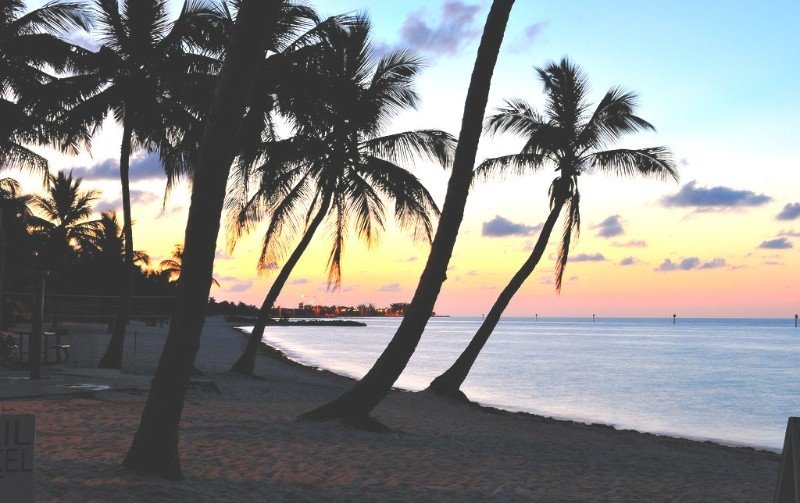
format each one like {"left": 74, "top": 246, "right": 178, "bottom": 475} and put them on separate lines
{"left": 241, "top": 316, "right": 800, "bottom": 451}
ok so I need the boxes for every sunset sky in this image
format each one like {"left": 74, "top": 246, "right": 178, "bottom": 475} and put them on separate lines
{"left": 17, "top": 0, "right": 800, "bottom": 317}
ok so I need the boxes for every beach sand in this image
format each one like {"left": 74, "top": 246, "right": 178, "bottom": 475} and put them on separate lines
{"left": 0, "top": 318, "right": 780, "bottom": 501}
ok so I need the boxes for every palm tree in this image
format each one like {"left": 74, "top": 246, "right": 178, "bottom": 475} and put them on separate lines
{"left": 301, "top": 0, "right": 516, "bottom": 425}
{"left": 0, "top": 0, "right": 91, "bottom": 176}
{"left": 228, "top": 17, "right": 455, "bottom": 375}
{"left": 159, "top": 244, "right": 218, "bottom": 286}
{"left": 0, "top": 177, "right": 34, "bottom": 328}
{"left": 84, "top": 211, "right": 149, "bottom": 265}
{"left": 427, "top": 59, "right": 678, "bottom": 397}
{"left": 40, "top": 0, "right": 224, "bottom": 369}
{"left": 123, "top": 0, "right": 285, "bottom": 480}
{"left": 29, "top": 171, "right": 100, "bottom": 269}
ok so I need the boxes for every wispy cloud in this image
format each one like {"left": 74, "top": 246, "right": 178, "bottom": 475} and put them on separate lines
{"left": 482, "top": 215, "right": 541, "bottom": 237}
{"left": 656, "top": 257, "right": 728, "bottom": 272}
{"left": 379, "top": 282, "right": 402, "bottom": 292}
{"left": 508, "top": 21, "right": 548, "bottom": 53}
{"left": 226, "top": 279, "right": 253, "bottom": 293}
{"left": 661, "top": 180, "right": 771, "bottom": 210}
{"left": 68, "top": 154, "right": 165, "bottom": 182}
{"left": 776, "top": 203, "right": 800, "bottom": 221}
{"left": 381, "top": 1, "right": 482, "bottom": 58}
{"left": 95, "top": 189, "right": 159, "bottom": 212}
{"left": 758, "top": 237, "right": 793, "bottom": 250}
{"left": 289, "top": 278, "right": 310, "bottom": 285}
{"left": 594, "top": 215, "right": 624, "bottom": 238}
{"left": 612, "top": 240, "right": 647, "bottom": 248}
{"left": 571, "top": 253, "right": 605, "bottom": 262}
{"left": 619, "top": 256, "right": 640, "bottom": 266}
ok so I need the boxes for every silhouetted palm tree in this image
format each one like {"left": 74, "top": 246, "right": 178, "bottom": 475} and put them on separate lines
{"left": 0, "top": 0, "right": 91, "bottom": 175}
{"left": 427, "top": 59, "right": 678, "bottom": 396}
{"left": 159, "top": 244, "right": 218, "bottom": 286}
{"left": 123, "top": 0, "right": 285, "bottom": 480}
{"left": 302, "top": 0, "right": 516, "bottom": 426}
{"left": 41, "top": 0, "right": 223, "bottom": 368}
{"left": 29, "top": 171, "right": 99, "bottom": 272}
{"left": 85, "top": 211, "right": 149, "bottom": 264}
{"left": 228, "top": 17, "right": 454, "bottom": 375}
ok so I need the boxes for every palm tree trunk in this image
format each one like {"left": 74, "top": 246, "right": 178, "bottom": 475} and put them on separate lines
{"left": 231, "top": 197, "right": 331, "bottom": 375}
{"left": 122, "top": 0, "right": 282, "bottom": 480}
{"left": 427, "top": 200, "right": 564, "bottom": 397}
{"left": 301, "top": 0, "right": 515, "bottom": 424}
{"left": 98, "top": 121, "right": 134, "bottom": 368}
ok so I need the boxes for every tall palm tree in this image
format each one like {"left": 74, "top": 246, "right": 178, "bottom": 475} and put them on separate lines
{"left": 159, "top": 243, "right": 218, "bottom": 286}
{"left": 427, "top": 59, "right": 678, "bottom": 397}
{"left": 0, "top": 0, "right": 91, "bottom": 176}
{"left": 228, "top": 17, "right": 455, "bottom": 375}
{"left": 40, "top": 0, "right": 224, "bottom": 368}
{"left": 302, "top": 0, "right": 516, "bottom": 425}
{"left": 123, "top": 0, "right": 285, "bottom": 480}
{"left": 29, "top": 171, "right": 100, "bottom": 272}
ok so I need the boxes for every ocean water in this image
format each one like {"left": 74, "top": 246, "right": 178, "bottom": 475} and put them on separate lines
{"left": 241, "top": 316, "right": 800, "bottom": 451}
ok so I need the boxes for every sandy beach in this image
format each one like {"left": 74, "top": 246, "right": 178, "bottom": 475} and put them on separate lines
{"left": 0, "top": 318, "right": 780, "bottom": 501}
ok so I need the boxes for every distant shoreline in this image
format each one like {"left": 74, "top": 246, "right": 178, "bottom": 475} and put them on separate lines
{"left": 224, "top": 316, "right": 366, "bottom": 326}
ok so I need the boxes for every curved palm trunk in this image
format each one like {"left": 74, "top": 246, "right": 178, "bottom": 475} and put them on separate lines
{"left": 231, "top": 198, "right": 331, "bottom": 375}
{"left": 98, "top": 121, "right": 134, "bottom": 368}
{"left": 302, "top": 0, "right": 515, "bottom": 424}
{"left": 427, "top": 200, "right": 564, "bottom": 396}
{"left": 122, "top": 0, "right": 281, "bottom": 480}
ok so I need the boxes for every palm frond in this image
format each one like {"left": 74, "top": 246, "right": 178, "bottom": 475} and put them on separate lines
{"left": 325, "top": 196, "right": 347, "bottom": 289}
{"left": 554, "top": 189, "right": 580, "bottom": 292}
{"left": 473, "top": 153, "right": 545, "bottom": 181}
{"left": 360, "top": 129, "right": 456, "bottom": 168}
{"left": 578, "top": 86, "right": 655, "bottom": 151}
{"left": 589, "top": 146, "right": 678, "bottom": 181}
{"left": 358, "top": 156, "right": 439, "bottom": 244}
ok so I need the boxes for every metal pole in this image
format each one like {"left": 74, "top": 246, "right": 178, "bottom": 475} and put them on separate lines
{"left": 29, "top": 271, "right": 46, "bottom": 379}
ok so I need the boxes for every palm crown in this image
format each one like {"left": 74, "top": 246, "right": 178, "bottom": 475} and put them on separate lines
{"left": 45, "top": 0, "right": 223, "bottom": 155}
{"left": 0, "top": 0, "right": 90, "bottom": 175}
{"left": 481, "top": 58, "right": 678, "bottom": 289}
{"left": 29, "top": 170, "right": 100, "bottom": 267}
{"left": 228, "top": 17, "right": 455, "bottom": 288}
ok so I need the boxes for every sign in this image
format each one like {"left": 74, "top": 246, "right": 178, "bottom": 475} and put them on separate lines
{"left": 0, "top": 415, "right": 35, "bottom": 503}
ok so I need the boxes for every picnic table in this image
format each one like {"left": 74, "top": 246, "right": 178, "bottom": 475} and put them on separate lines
{"left": 17, "top": 329, "right": 70, "bottom": 364}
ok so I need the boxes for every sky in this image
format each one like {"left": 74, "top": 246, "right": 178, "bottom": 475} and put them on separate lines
{"left": 15, "top": 0, "right": 800, "bottom": 317}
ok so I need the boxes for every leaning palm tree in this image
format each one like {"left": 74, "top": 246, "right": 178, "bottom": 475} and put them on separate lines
{"left": 123, "top": 0, "right": 286, "bottom": 480}
{"left": 427, "top": 58, "right": 678, "bottom": 397}
{"left": 302, "top": 0, "right": 515, "bottom": 425}
{"left": 29, "top": 171, "right": 100, "bottom": 273}
{"left": 41, "top": 0, "right": 223, "bottom": 368}
{"left": 227, "top": 17, "right": 455, "bottom": 375}
{"left": 0, "top": 0, "right": 91, "bottom": 175}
